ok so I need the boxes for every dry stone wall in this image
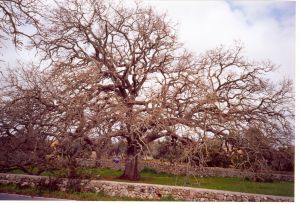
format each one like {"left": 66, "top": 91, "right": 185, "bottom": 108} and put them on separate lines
{"left": 0, "top": 173, "right": 293, "bottom": 202}
{"left": 79, "top": 159, "right": 294, "bottom": 182}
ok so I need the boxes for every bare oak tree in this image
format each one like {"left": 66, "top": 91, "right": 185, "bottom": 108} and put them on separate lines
{"left": 29, "top": 0, "right": 294, "bottom": 180}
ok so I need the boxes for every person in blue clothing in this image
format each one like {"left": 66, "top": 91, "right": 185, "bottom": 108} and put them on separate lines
{"left": 113, "top": 157, "right": 120, "bottom": 164}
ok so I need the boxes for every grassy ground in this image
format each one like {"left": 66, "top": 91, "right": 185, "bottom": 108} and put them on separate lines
{"left": 0, "top": 183, "right": 178, "bottom": 201}
{"left": 2, "top": 167, "right": 294, "bottom": 197}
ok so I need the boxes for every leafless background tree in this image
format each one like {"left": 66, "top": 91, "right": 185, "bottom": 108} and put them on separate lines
{"left": 0, "top": 65, "right": 96, "bottom": 177}
{"left": 0, "top": 67, "right": 58, "bottom": 174}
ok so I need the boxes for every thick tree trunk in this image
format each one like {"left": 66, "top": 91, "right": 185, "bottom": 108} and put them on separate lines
{"left": 119, "top": 142, "right": 140, "bottom": 180}
{"left": 68, "top": 159, "right": 77, "bottom": 178}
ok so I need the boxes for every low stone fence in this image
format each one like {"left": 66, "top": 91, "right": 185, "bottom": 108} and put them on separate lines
{"left": 0, "top": 173, "right": 293, "bottom": 201}
{"left": 79, "top": 159, "right": 294, "bottom": 182}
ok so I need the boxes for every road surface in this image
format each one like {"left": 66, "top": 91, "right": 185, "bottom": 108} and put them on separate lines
{"left": 0, "top": 192, "right": 68, "bottom": 200}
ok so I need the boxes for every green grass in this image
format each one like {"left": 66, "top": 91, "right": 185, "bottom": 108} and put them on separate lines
{"left": 2, "top": 167, "right": 294, "bottom": 197}
{"left": 75, "top": 167, "right": 294, "bottom": 197}
{"left": 0, "top": 183, "right": 177, "bottom": 201}
{"left": 76, "top": 167, "right": 122, "bottom": 179}
{"left": 140, "top": 169, "right": 294, "bottom": 197}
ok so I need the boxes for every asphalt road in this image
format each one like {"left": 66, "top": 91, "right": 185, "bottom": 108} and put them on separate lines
{"left": 0, "top": 193, "right": 68, "bottom": 200}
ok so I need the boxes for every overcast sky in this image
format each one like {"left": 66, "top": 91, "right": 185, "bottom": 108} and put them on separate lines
{"left": 145, "top": 0, "right": 295, "bottom": 82}
{"left": 1, "top": 0, "right": 296, "bottom": 83}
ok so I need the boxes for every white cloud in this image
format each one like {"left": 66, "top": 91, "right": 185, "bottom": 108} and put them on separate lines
{"left": 145, "top": 0, "right": 295, "bottom": 82}
{"left": 230, "top": 1, "right": 295, "bottom": 23}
